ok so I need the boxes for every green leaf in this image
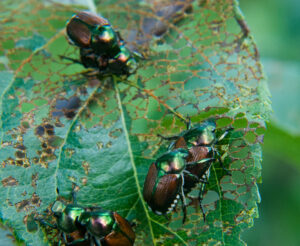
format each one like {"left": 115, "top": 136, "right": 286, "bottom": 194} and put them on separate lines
{"left": 0, "top": 0, "right": 271, "bottom": 245}
{"left": 0, "top": 226, "right": 15, "bottom": 245}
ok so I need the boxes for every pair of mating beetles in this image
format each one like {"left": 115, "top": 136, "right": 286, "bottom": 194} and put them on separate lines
{"left": 143, "top": 119, "right": 231, "bottom": 223}
{"left": 65, "top": 11, "right": 141, "bottom": 76}
{"left": 36, "top": 190, "right": 135, "bottom": 246}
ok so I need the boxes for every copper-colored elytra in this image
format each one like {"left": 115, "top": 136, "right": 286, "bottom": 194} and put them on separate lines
{"left": 67, "top": 17, "right": 91, "bottom": 47}
{"left": 67, "top": 11, "right": 110, "bottom": 48}
{"left": 174, "top": 137, "right": 187, "bottom": 149}
{"left": 143, "top": 163, "right": 157, "bottom": 203}
{"left": 187, "top": 146, "right": 210, "bottom": 163}
{"left": 75, "top": 11, "right": 109, "bottom": 26}
{"left": 143, "top": 163, "right": 181, "bottom": 214}
{"left": 152, "top": 174, "right": 181, "bottom": 213}
{"left": 103, "top": 212, "right": 135, "bottom": 246}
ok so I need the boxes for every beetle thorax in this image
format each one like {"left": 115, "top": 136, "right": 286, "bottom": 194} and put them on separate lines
{"left": 86, "top": 212, "right": 114, "bottom": 237}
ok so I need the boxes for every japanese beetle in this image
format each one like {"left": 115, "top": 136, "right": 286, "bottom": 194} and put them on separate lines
{"left": 66, "top": 11, "right": 120, "bottom": 56}
{"left": 143, "top": 148, "right": 211, "bottom": 223}
{"left": 65, "top": 11, "right": 142, "bottom": 76}
{"left": 159, "top": 120, "right": 230, "bottom": 175}
{"left": 36, "top": 200, "right": 87, "bottom": 244}
{"left": 79, "top": 209, "right": 135, "bottom": 246}
{"left": 36, "top": 191, "right": 135, "bottom": 245}
{"left": 106, "top": 45, "right": 140, "bottom": 75}
{"left": 159, "top": 120, "right": 219, "bottom": 150}
{"left": 158, "top": 119, "right": 232, "bottom": 220}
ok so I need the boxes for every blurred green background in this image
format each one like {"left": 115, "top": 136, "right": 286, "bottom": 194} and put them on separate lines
{"left": 240, "top": 0, "right": 300, "bottom": 245}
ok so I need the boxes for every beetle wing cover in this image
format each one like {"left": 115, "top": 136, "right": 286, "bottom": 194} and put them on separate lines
{"left": 174, "top": 136, "right": 188, "bottom": 149}
{"left": 152, "top": 174, "right": 181, "bottom": 213}
{"left": 113, "top": 212, "right": 135, "bottom": 243}
{"left": 67, "top": 17, "right": 92, "bottom": 48}
{"left": 67, "top": 12, "right": 110, "bottom": 48}
{"left": 76, "top": 11, "right": 109, "bottom": 26}
{"left": 143, "top": 163, "right": 158, "bottom": 203}
{"left": 187, "top": 146, "right": 210, "bottom": 163}
{"left": 184, "top": 146, "right": 212, "bottom": 192}
{"left": 143, "top": 163, "right": 181, "bottom": 213}
{"left": 186, "top": 146, "right": 212, "bottom": 177}
{"left": 102, "top": 231, "right": 133, "bottom": 246}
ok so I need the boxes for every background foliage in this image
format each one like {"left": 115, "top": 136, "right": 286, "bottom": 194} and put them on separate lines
{"left": 0, "top": 0, "right": 270, "bottom": 245}
{"left": 240, "top": 0, "right": 300, "bottom": 245}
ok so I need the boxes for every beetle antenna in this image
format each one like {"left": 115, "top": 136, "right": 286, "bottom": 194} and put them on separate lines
{"left": 59, "top": 55, "right": 82, "bottom": 65}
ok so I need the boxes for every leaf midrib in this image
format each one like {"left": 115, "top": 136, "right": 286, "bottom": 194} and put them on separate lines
{"left": 114, "top": 79, "right": 156, "bottom": 245}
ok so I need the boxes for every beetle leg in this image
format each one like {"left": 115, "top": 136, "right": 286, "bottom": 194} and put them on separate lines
{"left": 35, "top": 218, "right": 58, "bottom": 229}
{"left": 61, "top": 232, "right": 67, "bottom": 244}
{"left": 87, "top": 206, "right": 102, "bottom": 210}
{"left": 186, "top": 157, "right": 215, "bottom": 167}
{"left": 183, "top": 170, "right": 198, "bottom": 180}
{"left": 204, "top": 173, "right": 209, "bottom": 184}
{"left": 217, "top": 127, "right": 234, "bottom": 142}
{"left": 66, "top": 237, "right": 88, "bottom": 245}
{"left": 180, "top": 174, "right": 187, "bottom": 224}
{"left": 157, "top": 133, "right": 179, "bottom": 141}
{"left": 71, "top": 191, "right": 77, "bottom": 205}
{"left": 115, "top": 30, "right": 124, "bottom": 44}
{"left": 183, "top": 170, "right": 208, "bottom": 184}
{"left": 94, "top": 236, "right": 102, "bottom": 246}
{"left": 59, "top": 55, "right": 82, "bottom": 65}
{"left": 198, "top": 183, "right": 206, "bottom": 221}
{"left": 215, "top": 150, "right": 231, "bottom": 175}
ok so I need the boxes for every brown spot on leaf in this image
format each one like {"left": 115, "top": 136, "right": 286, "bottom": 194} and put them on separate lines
{"left": 35, "top": 125, "right": 45, "bottom": 136}
{"left": 82, "top": 161, "right": 90, "bottom": 175}
{"left": 16, "top": 145, "right": 26, "bottom": 151}
{"left": 35, "top": 123, "right": 60, "bottom": 167}
{"left": 31, "top": 193, "right": 41, "bottom": 206}
{"left": 13, "top": 138, "right": 30, "bottom": 168}
{"left": 15, "top": 200, "right": 30, "bottom": 212}
{"left": 2, "top": 176, "right": 19, "bottom": 187}
{"left": 44, "top": 148, "right": 53, "bottom": 154}
{"left": 15, "top": 151, "right": 25, "bottom": 158}
{"left": 66, "top": 148, "right": 75, "bottom": 158}
{"left": 44, "top": 124, "right": 54, "bottom": 135}
{"left": 97, "top": 142, "right": 104, "bottom": 149}
{"left": 32, "top": 173, "right": 38, "bottom": 188}
{"left": 82, "top": 177, "right": 88, "bottom": 186}
{"left": 109, "top": 128, "right": 123, "bottom": 139}
{"left": 52, "top": 96, "right": 81, "bottom": 119}
{"left": 15, "top": 193, "right": 41, "bottom": 212}
{"left": 105, "top": 141, "right": 112, "bottom": 148}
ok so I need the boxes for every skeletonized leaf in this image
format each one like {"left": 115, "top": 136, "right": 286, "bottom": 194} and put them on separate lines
{"left": 0, "top": 0, "right": 271, "bottom": 245}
